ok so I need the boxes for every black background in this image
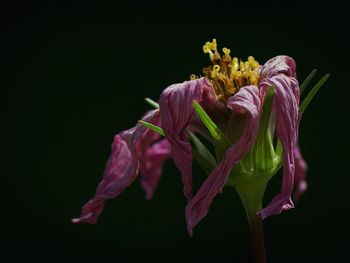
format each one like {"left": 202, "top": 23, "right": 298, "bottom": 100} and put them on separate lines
{"left": 3, "top": 2, "right": 349, "bottom": 262}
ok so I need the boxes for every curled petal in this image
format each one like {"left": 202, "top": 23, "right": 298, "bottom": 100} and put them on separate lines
{"left": 293, "top": 144, "right": 308, "bottom": 201}
{"left": 259, "top": 55, "right": 297, "bottom": 79}
{"left": 258, "top": 75, "right": 300, "bottom": 219}
{"left": 72, "top": 110, "right": 161, "bottom": 224}
{"left": 185, "top": 86, "right": 261, "bottom": 236}
{"left": 137, "top": 113, "right": 171, "bottom": 199}
{"left": 159, "top": 77, "right": 212, "bottom": 200}
{"left": 140, "top": 138, "right": 171, "bottom": 200}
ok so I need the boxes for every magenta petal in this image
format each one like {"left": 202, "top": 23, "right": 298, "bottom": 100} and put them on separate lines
{"left": 185, "top": 86, "right": 261, "bottom": 236}
{"left": 72, "top": 135, "right": 132, "bottom": 223}
{"left": 159, "top": 77, "right": 210, "bottom": 200}
{"left": 258, "top": 75, "right": 300, "bottom": 219}
{"left": 136, "top": 112, "right": 170, "bottom": 200}
{"left": 259, "top": 55, "right": 297, "bottom": 79}
{"left": 293, "top": 144, "right": 308, "bottom": 201}
{"left": 72, "top": 110, "right": 161, "bottom": 224}
{"left": 140, "top": 138, "right": 171, "bottom": 200}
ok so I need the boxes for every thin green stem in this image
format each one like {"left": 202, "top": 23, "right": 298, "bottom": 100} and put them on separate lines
{"left": 236, "top": 181, "right": 267, "bottom": 263}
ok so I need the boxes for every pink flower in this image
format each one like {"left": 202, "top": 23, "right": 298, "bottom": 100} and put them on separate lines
{"left": 73, "top": 40, "right": 326, "bottom": 238}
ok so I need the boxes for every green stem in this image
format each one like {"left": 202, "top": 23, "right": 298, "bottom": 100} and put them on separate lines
{"left": 236, "top": 181, "right": 267, "bottom": 263}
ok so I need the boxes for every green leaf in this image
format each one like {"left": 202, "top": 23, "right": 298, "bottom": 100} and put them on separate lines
{"left": 258, "top": 86, "right": 275, "bottom": 138}
{"left": 192, "top": 100, "right": 227, "bottom": 142}
{"left": 253, "top": 86, "right": 278, "bottom": 167}
{"left": 138, "top": 121, "right": 165, "bottom": 136}
{"left": 192, "top": 100, "right": 231, "bottom": 159}
{"left": 300, "top": 74, "right": 330, "bottom": 113}
{"left": 188, "top": 131, "right": 216, "bottom": 174}
{"left": 145, "top": 97, "right": 159, "bottom": 109}
{"left": 192, "top": 149, "right": 216, "bottom": 175}
{"left": 276, "top": 140, "right": 283, "bottom": 158}
{"left": 300, "top": 69, "right": 317, "bottom": 95}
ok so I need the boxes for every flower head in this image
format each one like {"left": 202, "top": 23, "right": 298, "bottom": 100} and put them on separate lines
{"left": 73, "top": 39, "right": 327, "bottom": 238}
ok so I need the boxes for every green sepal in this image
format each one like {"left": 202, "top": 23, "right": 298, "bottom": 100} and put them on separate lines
{"left": 227, "top": 86, "right": 280, "bottom": 187}
{"left": 253, "top": 86, "right": 280, "bottom": 173}
{"left": 192, "top": 100, "right": 231, "bottom": 158}
{"left": 138, "top": 121, "right": 165, "bottom": 136}
{"left": 188, "top": 131, "right": 216, "bottom": 175}
{"left": 300, "top": 69, "right": 317, "bottom": 95}
{"left": 144, "top": 97, "right": 159, "bottom": 109}
{"left": 300, "top": 74, "right": 330, "bottom": 113}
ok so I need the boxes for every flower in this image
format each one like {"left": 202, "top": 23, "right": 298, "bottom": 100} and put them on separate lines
{"left": 73, "top": 39, "right": 325, "bottom": 238}
{"left": 160, "top": 41, "right": 303, "bottom": 234}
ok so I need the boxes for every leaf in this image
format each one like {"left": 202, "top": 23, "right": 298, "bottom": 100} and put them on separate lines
{"left": 254, "top": 86, "right": 277, "bottom": 164}
{"left": 138, "top": 121, "right": 165, "bottom": 136}
{"left": 192, "top": 100, "right": 227, "bottom": 142}
{"left": 258, "top": 86, "right": 275, "bottom": 138}
{"left": 300, "top": 69, "right": 317, "bottom": 95}
{"left": 300, "top": 74, "right": 330, "bottom": 113}
{"left": 144, "top": 97, "right": 159, "bottom": 109}
{"left": 192, "top": 149, "right": 216, "bottom": 175}
{"left": 276, "top": 140, "right": 283, "bottom": 158}
{"left": 192, "top": 100, "right": 231, "bottom": 159}
{"left": 188, "top": 131, "right": 216, "bottom": 173}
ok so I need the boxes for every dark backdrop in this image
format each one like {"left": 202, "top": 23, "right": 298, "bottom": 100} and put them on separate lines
{"left": 3, "top": 3, "right": 349, "bottom": 262}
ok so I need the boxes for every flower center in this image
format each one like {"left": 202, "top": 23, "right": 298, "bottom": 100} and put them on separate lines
{"left": 191, "top": 39, "right": 260, "bottom": 102}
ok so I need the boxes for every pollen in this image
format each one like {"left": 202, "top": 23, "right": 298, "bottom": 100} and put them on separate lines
{"left": 200, "top": 40, "right": 260, "bottom": 101}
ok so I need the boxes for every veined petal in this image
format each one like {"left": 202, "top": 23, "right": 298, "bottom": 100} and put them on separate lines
{"left": 140, "top": 138, "right": 171, "bottom": 200}
{"left": 185, "top": 85, "right": 261, "bottom": 236}
{"left": 137, "top": 113, "right": 171, "bottom": 199}
{"left": 159, "top": 77, "right": 212, "bottom": 200}
{"left": 72, "top": 110, "right": 161, "bottom": 224}
{"left": 293, "top": 144, "right": 308, "bottom": 201}
{"left": 258, "top": 75, "right": 300, "bottom": 219}
{"left": 259, "top": 55, "right": 296, "bottom": 79}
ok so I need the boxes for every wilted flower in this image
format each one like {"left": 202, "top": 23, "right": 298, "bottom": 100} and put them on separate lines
{"left": 73, "top": 38, "right": 328, "bottom": 262}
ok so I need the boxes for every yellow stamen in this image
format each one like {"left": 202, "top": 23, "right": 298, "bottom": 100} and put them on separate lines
{"left": 209, "top": 39, "right": 217, "bottom": 51}
{"left": 199, "top": 39, "right": 260, "bottom": 101}
{"left": 240, "top": 61, "right": 246, "bottom": 71}
{"left": 232, "top": 57, "right": 239, "bottom": 71}
{"left": 211, "top": 65, "right": 221, "bottom": 78}
{"left": 222, "top": 47, "right": 230, "bottom": 55}
{"left": 190, "top": 74, "right": 197, "bottom": 80}
{"left": 248, "top": 56, "right": 255, "bottom": 63}
{"left": 245, "top": 61, "right": 251, "bottom": 71}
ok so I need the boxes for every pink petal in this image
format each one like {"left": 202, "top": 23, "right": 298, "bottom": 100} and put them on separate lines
{"left": 293, "top": 144, "right": 308, "bottom": 201}
{"left": 136, "top": 112, "right": 171, "bottom": 200}
{"left": 159, "top": 77, "right": 213, "bottom": 200}
{"left": 259, "top": 55, "right": 297, "bottom": 79}
{"left": 72, "top": 110, "right": 161, "bottom": 224}
{"left": 185, "top": 86, "right": 261, "bottom": 236}
{"left": 258, "top": 75, "right": 300, "bottom": 219}
{"left": 140, "top": 138, "right": 171, "bottom": 200}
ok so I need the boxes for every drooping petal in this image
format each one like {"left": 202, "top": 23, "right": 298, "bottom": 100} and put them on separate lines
{"left": 136, "top": 113, "right": 171, "bottom": 199}
{"left": 258, "top": 75, "right": 300, "bottom": 219}
{"left": 159, "top": 77, "right": 213, "bottom": 200}
{"left": 185, "top": 85, "right": 261, "bottom": 236}
{"left": 259, "top": 55, "right": 296, "bottom": 79}
{"left": 293, "top": 144, "right": 308, "bottom": 201}
{"left": 140, "top": 138, "right": 171, "bottom": 200}
{"left": 72, "top": 110, "right": 161, "bottom": 224}
{"left": 72, "top": 135, "right": 131, "bottom": 224}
